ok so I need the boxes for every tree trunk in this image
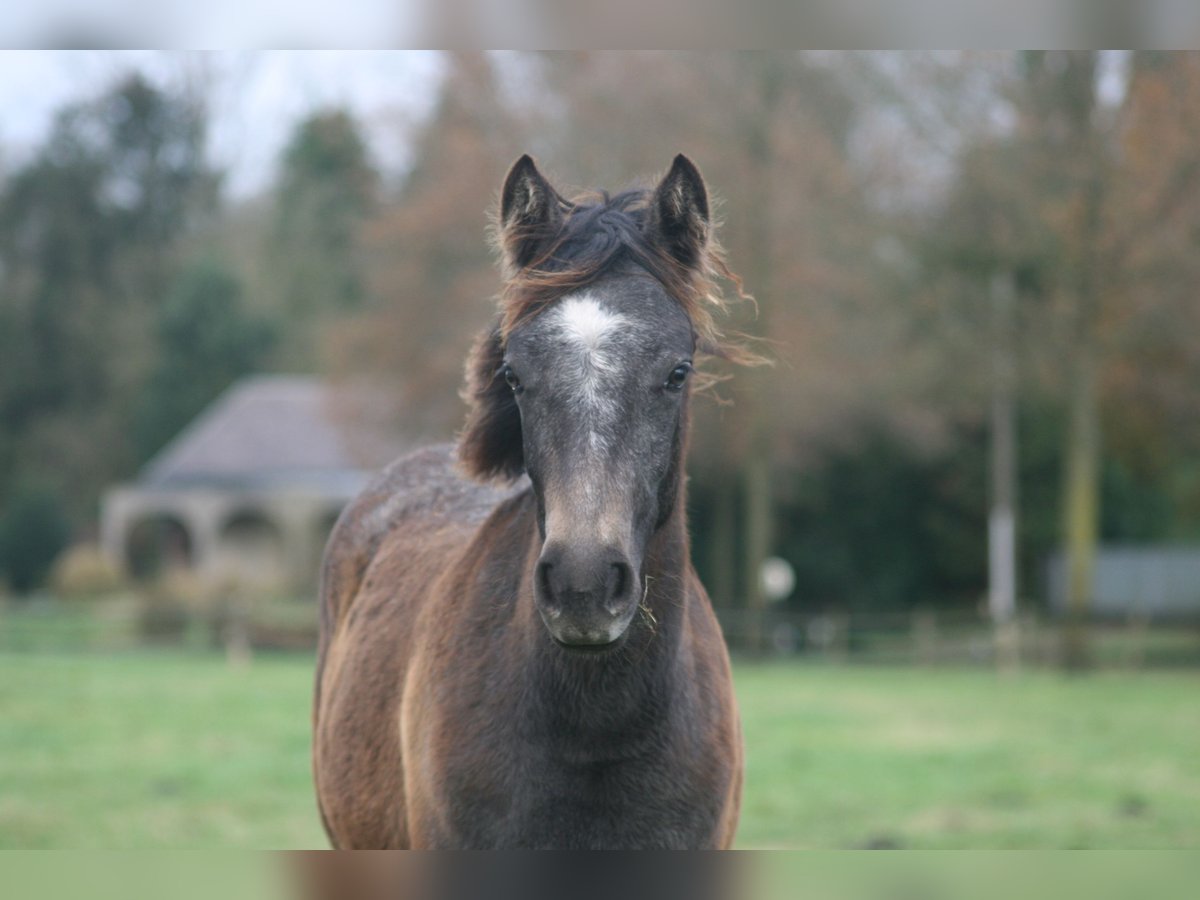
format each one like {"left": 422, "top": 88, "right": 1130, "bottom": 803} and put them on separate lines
{"left": 1058, "top": 92, "right": 1106, "bottom": 671}
{"left": 742, "top": 451, "right": 771, "bottom": 654}
{"left": 736, "top": 54, "right": 784, "bottom": 656}
{"left": 710, "top": 475, "right": 738, "bottom": 609}
{"left": 1060, "top": 346, "right": 1100, "bottom": 670}
{"left": 988, "top": 274, "right": 1020, "bottom": 671}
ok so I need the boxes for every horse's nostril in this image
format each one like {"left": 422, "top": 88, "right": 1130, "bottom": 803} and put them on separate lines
{"left": 608, "top": 561, "right": 631, "bottom": 603}
{"left": 537, "top": 560, "right": 555, "bottom": 602}
{"left": 595, "top": 561, "right": 635, "bottom": 621}
{"left": 537, "top": 545, "right": 634, "bottom": 615}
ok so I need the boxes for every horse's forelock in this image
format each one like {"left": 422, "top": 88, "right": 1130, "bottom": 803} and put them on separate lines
{"left": 496, "top": 188, "right": 740, "bottom": 362}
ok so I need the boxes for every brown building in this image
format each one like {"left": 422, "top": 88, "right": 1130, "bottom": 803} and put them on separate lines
{"left": 101, "top": 376, "right": 405, "bottom": 594}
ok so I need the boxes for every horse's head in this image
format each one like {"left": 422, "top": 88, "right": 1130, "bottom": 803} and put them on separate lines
{"left": 460, "top": 155, "right": 735, "bottom": 651}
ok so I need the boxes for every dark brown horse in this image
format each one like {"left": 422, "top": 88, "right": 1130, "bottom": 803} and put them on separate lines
{"left": 313, "top": 154, "right": 747, "bottom": 849}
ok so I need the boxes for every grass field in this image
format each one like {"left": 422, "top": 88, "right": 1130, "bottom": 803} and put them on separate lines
{"left": 0, "top": 651, "right": 1197, "bottom": 848}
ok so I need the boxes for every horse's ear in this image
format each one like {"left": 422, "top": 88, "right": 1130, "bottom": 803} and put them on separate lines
{"left": 499, "top": 154, "right": 564, "bottom": 271}
{"left": 458, "top": 322, "right": 524, "bottom": 482}
{"left": 646, "top": 154, "right": 710, "bottom": 269}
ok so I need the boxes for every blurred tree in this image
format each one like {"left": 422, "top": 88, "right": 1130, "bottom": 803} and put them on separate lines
{"left": 1015, "top": 51, "right": 1109, "bottom": 670}
{"left": 906, "top": 52, "right": 1200, "bottom": 665}
{"left": 0, "top": 128, "right": 115, "bottom": 496}
{"left": 0, "top": 478, "right": 71, "bottom": 594}
{"left": 333, "top": 52, "right": 523, "bottom": 439}
{"left": 133, "top": 259, "right": 275, "bottom": 460}
{"left": 1011, "top": 52, "right": 1200, "bottom": 667}
{"left": 919, "top": 103, "right": 1059, "bottom": 660}
{"left": 98, "top": 72, "right": 217, "bottom": 294}
{"left": 775, "top": 429, "right": 985, "bottom": 613}
{"left": 269, "top": 110, "right": 378, "bottom": 369}
{"left": 0, "top": 72, "right": 216, "bottom": 524}
{"left": 1101, "top": 52, "right": 1200, "bottom": 535}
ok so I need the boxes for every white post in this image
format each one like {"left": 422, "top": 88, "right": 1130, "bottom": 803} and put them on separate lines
{"left": 988, "top": 273, "right": 1020, "bottom": 670}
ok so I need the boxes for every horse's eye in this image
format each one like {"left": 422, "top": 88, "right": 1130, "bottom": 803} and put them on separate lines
{"left": 503, "top": 366, "right": 522, "bottom": 393}
{"left": 664, "top": 363, "right": 692, "bottom": 391}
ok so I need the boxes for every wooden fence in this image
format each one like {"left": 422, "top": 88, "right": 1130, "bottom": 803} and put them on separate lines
{"left": 3, "top": 596, "right": 1200, "bottom": 669}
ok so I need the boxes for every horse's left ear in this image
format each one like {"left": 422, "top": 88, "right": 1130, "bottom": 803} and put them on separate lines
{"left": 646, "top": 154, "right": 710, "bottom": 269}
{"left": 458, "top": 322, "right": 524, "bottom": 482}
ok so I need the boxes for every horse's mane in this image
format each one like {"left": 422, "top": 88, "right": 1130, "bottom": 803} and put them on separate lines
{"left": 493, "top": 187, "right": 754, "bottom": 365}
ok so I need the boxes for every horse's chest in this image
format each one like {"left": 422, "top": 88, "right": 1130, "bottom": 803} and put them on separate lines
{"left": 437, "top": 748, "right": 718, "bottom": 850}
{"left": 420, "top": 724, "right": 720, "bottom": 854}
{"left": 405, "top": 647, "right": 736, "bottom": 848}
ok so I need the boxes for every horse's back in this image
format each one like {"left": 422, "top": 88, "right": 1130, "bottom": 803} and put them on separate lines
{"left": 317, "top": 444, "right": 514, "bottom": 646}
{"left": 313, "top": 443, "right": 522, "bottom": 847}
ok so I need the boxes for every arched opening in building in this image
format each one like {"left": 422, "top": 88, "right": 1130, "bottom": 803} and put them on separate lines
{"left": 218, "top": 509, "right": 286, "bottom": 589}
{"left": 126, "top": 513, "right": 193, "bottom": 581}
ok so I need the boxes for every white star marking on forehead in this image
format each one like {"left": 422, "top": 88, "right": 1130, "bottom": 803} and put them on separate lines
{"left": 551, "top": 293, "right": 627, "bottom": 358}
{"left": 544, "top": 292, "right": 630, "bottom": 454}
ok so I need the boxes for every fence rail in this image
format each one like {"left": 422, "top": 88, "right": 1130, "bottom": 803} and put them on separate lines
{"left": 3, "top": 598, "right": 1200, "bottom": 669}
{"left": 715, "top": 608, "right": 1200, "bottom": 669}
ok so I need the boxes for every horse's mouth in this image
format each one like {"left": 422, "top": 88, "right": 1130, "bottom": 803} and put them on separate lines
{"left": 540, "top": 603, "right": 638, "bottom": 655}
{"left": 550, "top": 633, "right": 626, "bottom": 655}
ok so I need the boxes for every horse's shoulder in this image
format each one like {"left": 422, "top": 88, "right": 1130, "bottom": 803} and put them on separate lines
{"left": 365, "top": 443, "right": 527, "bottom": 536}
{"left": 318, "top": 444, "right": 525, "bottom": 637}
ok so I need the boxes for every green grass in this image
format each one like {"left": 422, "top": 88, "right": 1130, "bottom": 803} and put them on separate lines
{"left": 0, "top": 652, "right": 325, "bottom": 848}
{"left": 0, "top": 652, "right": 1197, "bottom": 848}
{"left": 737, "top": 663, "right": 1200, "bottom": 849}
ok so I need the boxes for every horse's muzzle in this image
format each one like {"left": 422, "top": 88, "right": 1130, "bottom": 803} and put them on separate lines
{"left": 535, "top": 541, "right": 639, "bottom": 648}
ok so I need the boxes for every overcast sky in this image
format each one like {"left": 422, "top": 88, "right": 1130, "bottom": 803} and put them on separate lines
{"left": 0, "top": 51, "right": 445, "bottom": 198}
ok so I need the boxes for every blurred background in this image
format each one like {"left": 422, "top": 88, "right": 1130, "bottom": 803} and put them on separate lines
{"left": 1, "top": 51, "right": 1198, "bottom": 849}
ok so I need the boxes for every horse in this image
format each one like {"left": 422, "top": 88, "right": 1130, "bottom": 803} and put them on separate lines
{"left": 313, "top": 154, "right": 748, "bottom": 849}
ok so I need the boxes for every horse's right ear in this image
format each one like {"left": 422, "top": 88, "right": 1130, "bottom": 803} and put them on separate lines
{"left": 499, "top": 154, "right": 564, "bottom": 271}
{"left": 458, "top": 323, "right": 524, "bottom": 482}
{"left": 645, "top": 154, "right": 710, "bottom": 270}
